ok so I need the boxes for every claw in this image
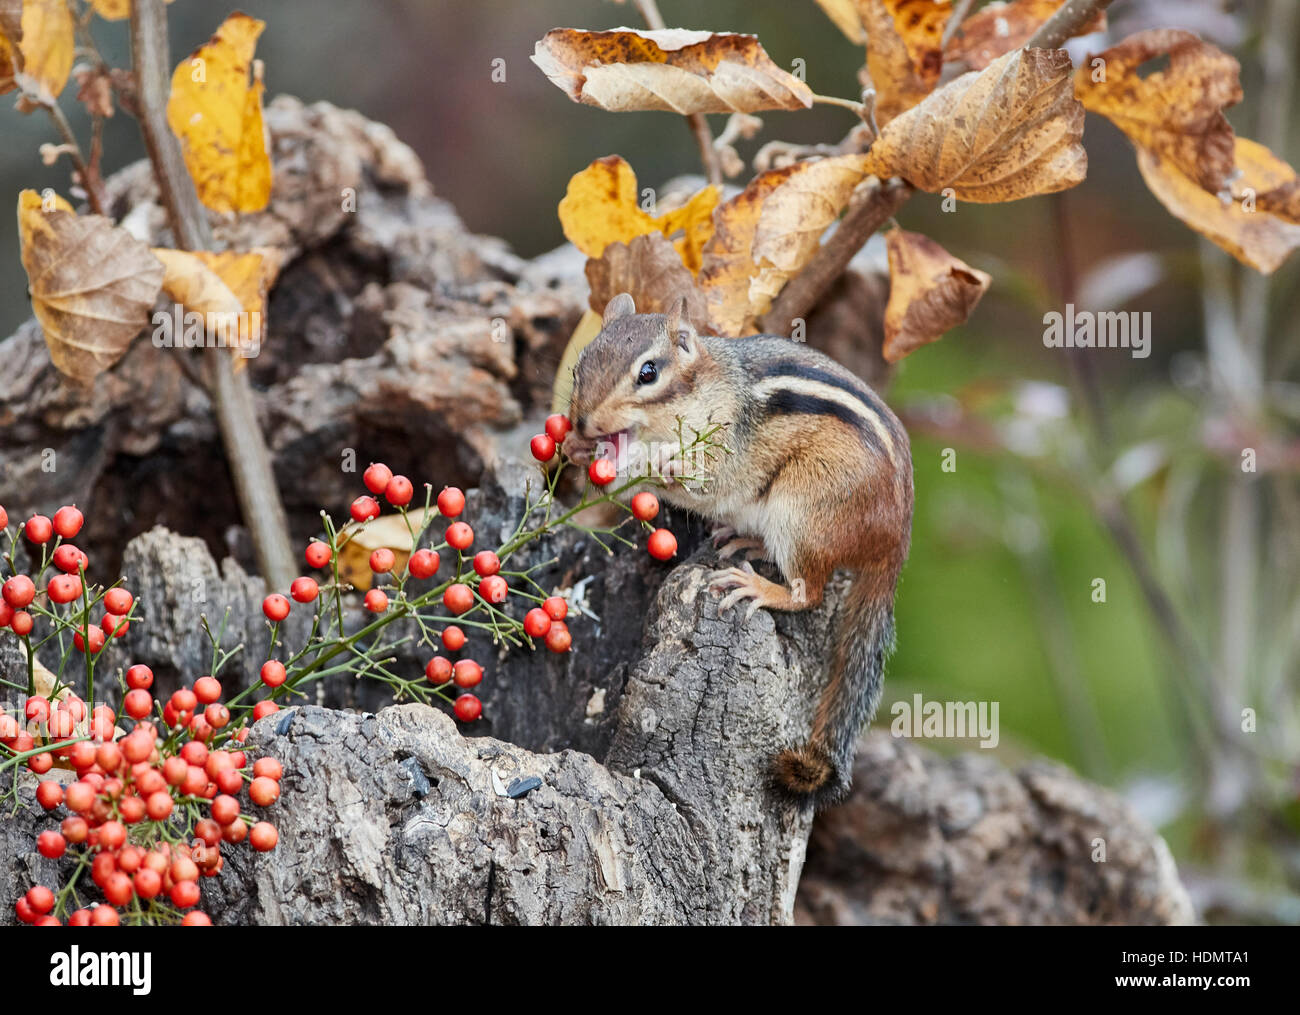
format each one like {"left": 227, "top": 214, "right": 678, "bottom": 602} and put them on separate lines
{"left": 718, "top": 537, "right": 764, "bottom": 560}
{"left": 711, "top": 525, "right": 737, "bottom": 547}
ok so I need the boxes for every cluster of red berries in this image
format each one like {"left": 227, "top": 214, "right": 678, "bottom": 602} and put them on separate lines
{"left": 9, "top": 667, "right": 281, "bottom": 927}
{"left": 526, "top": 415, "right": 679, "bottom": 562}
{"left": 0, "top": 504, "right": 138, "bottom": 648}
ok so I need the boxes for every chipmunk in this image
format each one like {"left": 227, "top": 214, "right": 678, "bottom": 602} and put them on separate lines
{"left": 562, "top": 292, "right": 914, "bottom": 807}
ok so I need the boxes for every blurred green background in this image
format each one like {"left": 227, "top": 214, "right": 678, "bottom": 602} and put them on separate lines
{"left": 1, "top": 0, "right": 1297, "bottom": 921}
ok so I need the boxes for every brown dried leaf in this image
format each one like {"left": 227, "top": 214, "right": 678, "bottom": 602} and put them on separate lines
{"left": 1075, "top": 29, "right": 1241, "bottom": 194}
{"left": 0, "top": 32, "right": 15, "bottom": 96}
{"left": 1137, "top": 142, "right": 1300, "bottom": 275}
{"left": 18, "top": 190, "right": 165, "bottom": 384}
{"left": 698, "top": 154, "right": 873, "bottom": 334}
{"left": 883, "top": 228, "right": 991, "bottom": 361}
{"left": 585, "top": 233, "right": 706, "bottom": 326}
{"left": 862, "top": 47, "right": 1086, "bottom": 202}
{"left": 75, "top": 64, "right": 115, "bottom": 119}
{"left": 946, "top": 0, "right": 1106, "bottom": 70}
{"left": 531, "top": 28, "right": 813, "bottom": 114}
{"left": 861, "top": 0, "right": 950, "bottom": 125}
{"left": 1234, "top": 137, "right": 1300, "bottom": 225}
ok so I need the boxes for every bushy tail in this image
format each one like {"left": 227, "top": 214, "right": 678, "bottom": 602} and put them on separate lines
{"left": 772, "top": 576, "right": 895, "bottom": 808}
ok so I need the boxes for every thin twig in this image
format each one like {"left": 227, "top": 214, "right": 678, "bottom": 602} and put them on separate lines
{"left": 1025, "top": 0, "right": 1116, "bottom": 49}
{"left": 42, "top": 102, "right": 106, "bottom": 215}
{"left": 632, "top": 0, "right": 722, "bottom": 186}
{"left": 129, "top": 0, "right": 297, "bottom": 591}
{"left": 941, "top": 0, "right": 978, "bottom": 50}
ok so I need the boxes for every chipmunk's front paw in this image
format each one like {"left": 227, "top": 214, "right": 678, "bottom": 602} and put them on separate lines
{"left": 708, "top": 562, "right": 788, "bottom": 620}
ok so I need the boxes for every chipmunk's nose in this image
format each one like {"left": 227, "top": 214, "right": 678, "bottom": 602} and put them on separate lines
{"left": 574, "top": 414, "right": 590, "bottom": 437}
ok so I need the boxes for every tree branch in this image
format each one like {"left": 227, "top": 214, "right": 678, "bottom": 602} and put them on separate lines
{"left": 1025, "top": 0, "right": 1116, "bottom": 49}
{"left": 129, "top": 0, "right": 297, "bottom": 591}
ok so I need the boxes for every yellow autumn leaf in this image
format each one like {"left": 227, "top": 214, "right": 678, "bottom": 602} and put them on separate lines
{"left": 883, "top": 227, "right": 991, "bottom": 362}
{"left": 1233, "top": 137, "right": 1300, "bottom": 225}
{"left": 153, "top": 248, "right": 283, "bottom": 359}
{"left": 1137, "top": 142, "right": 1300, "bottom": 275}
{"left": 91, "top": 0, "right": 175, "bottom": 20}
{"left": 558, "top": 156, "right": 718, "bottom": 273}
{"left": 167, "top": 13, "right": 272, "bottom": 214}
{"left": 13, "top": 0, "right": 74, "bottom": 103}
{"left": 17, "top": 189, "right": 165, "bottom": 384}
{"left": 0, "top": 31, "right": 15, "bottom": 96}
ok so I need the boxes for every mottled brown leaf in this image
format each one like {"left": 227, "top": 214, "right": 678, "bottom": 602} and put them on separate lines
{"left": 861, "top": 0, "right": 950, "bottom": 125}
{"left": 586, "top": 232, "right": 706, "bottom": 326}
{"left": 1075, "top": 29, "right": 1241, "bottom": 194}
{"left": 18, "top": 190, "right": 165, "bottom": 384}
{"left": 531, "top": 28, "right": 813, "bottom": 114}
{"left": 862, "top": 47, "right": 1086, "bottom": 202}
{"left": 883, "top": 227, "right": 991, "bottom": 361}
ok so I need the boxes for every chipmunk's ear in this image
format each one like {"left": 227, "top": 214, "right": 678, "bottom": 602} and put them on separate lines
{"left": 603, "top": 293, "right": 636, "bottom": 326}
{"left": 665, "top": 294, "right": 698, "bottom": 360}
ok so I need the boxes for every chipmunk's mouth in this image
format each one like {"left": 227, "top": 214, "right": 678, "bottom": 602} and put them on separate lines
{"left": 566, "top": 427, "right": 636, "bottom": 469}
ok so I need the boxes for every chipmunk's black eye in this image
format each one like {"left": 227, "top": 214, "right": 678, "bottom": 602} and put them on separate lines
{"left": 637, "top": 360, "right": 658, "bottom": 386}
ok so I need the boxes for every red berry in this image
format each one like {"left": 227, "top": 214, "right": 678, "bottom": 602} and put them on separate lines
{"left": 472, "top": 550, "right": 500, "bottom": 577}
{"left": 123, "top": 688, "right": 152, "bottom": 719}
{"left": 146, "top": 792, "right": 173, "bottom": 821}
{"left": 249, "top": 776, "right": 280, "bottom": 807}
{"left": 74, "top": 625, "right": 105, "bottom": 655}
{"left": 443, "top": 583, "right": 474, "bottom": 615}
{"left": 204, "top": 704, "right": 230, "bottom": 729}
{"left": 530, "top": 434, "right": 556, "bottom": 462}
{"left": 445, "top": 522, "right": 473, "bottom": 550}
{"left": 163, "top": 757, "right": 188, "bottom": 786}
{"left": 253, "top": 757, "right": 282, "bottom": 781}
{"left": 211, "top": 795, "right": 240, "bottom": 826}
{"left": 545, "top": 414, "right": 572, "bottom": 444}
{"left": 62, "top": 817, "right": 88, "bottom": 844}
{"left": 369, "top": 548, "right": 396, "bottom": 573}
{"left": 363, "top": 462, "right": 393, "bottom": 495}
{"left": 2, "top": 575, "right": 35, "bottom": 609}
{"left": 95, "top": 741, "right": 123, "bottom": 773}
{"left": 631, "top": 491, "right": 660, "bottom": 521}
{"left": 545, "top": 622, "right": 572, "bottom": 654}
{"left": 194, "top": 676, "right": 222, "bottom": 704}
{"left": 425, "top": 656, "right": 453, "bottom": 684}
{"left": 172, "top": 688, "right": 198, "bottom": 714}
{"left": 24, "top": 696, "right": 48, "bottom": 724}
{"left": 441, "top": 625, "right": 465, "bottom": 651}
{"left": 305, "top": 541, "right": 333, "bottom": 568}
{"left": 181, "top": 911, "right": 212, "bottom": 925}
{"left": 52, "top": 505, "right": 84, "bottom": 539}
{"left": 480, "top": 574, "right": 508, "bottom": 604}
{"left": 524, "top": 608, "right": 552, "bottom": 638}
{"left": 408, "top": 548, "right": 439, "bottom": 579}
{"left": 588, "top": 459, "right": 617, "bottom": 486}
{"left": 453, "top": 695, "right": 482, "bottom": 722}
{"left": 126, "top": 664, "right": 154, "bottom": 689}
{"left": 0, "top": 506, "right": 6, "bottom": 529}
{"left": 542, "top": 596, "right": 568, "bottom": 621}
{"left": 453, "top": 659, "right": 483, "bottom": 688}
{"left": 25, "top": 515, "right": 53, "bottom": 544}
{"left": 386, "top": 475, "right": 414, "bottom": 507}
{"left": 437, "top": 487, "right": 465, "bottom": 518}
{"left": 26, "top": 885, "right": 55, "bottom": 915}
{"left": 364, "top": 589, "right": 389, "bottom": 613}
{"left": 92, "top": 906, "right": 121, "bottom": 927}
{"left": 647, "top": 528, "right": 678, "bottom": 561}
{"left": 0, "top": 599, "right": 10, "bottom": 628}
{"left": 181, "top": 741, "right": 209, "bottom": 767}
{"left": 134, "top": 868, "right": 162, "bottom": 900}
{"left": 290, "top": 576, "right": 319, "bottom": 603}
{"left": 260, "top": 660, "right": 287, "bottom": 687}
{"left": 250, "top": 821, "right": 278, "bottom": 852}
{"left": 10, "top": 610, "right": 31, "bottom": 636}
{"left": 37, "top": 831, "right": 65, "bottom": 859}
{"left": 101, "top": 613, "right": 129, "bottom": 638}
{"left": 170, "top": 879, "right": 201, "bottom": 909}
{"left": 103, "top": 587, "right": 132, "bottom": 615}
{"left": 122, "top": 731, "right": 153, "bottom": 764}
{"left": 28, "top": 752, "right": 53, "bottom": 774}
{"left": 262, "top": 594, "right": 291, "bottom": 622}
{"left": 253, "top": 700, "right": 280, "bottom": 720}
{"left": 36, "top": 781, "right": 64, "bottom": 809}
{"left": 68, "top": 909, "right": 92, "bottom": 927}
{"left": 65, "top": 782, "right": 95, "bottom": 814}
{"left": 14, "top": 896, "right": 35, "bottom": 925}
{"left": 47, "top": 574, "right": 82, "bottom": 604}
{"left": 350, "top": 496, "right": 381, "bottom": 523}
{"left": 98, "top": 820, "right": 126, "bottom": 851}
{"left": 52, "top": 544, "right": 88, "bottom": 574}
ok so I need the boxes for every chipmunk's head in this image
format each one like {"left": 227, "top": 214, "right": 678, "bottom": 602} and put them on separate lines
{"left": 562, "top": 293, "right": 701, "bottom": 467}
